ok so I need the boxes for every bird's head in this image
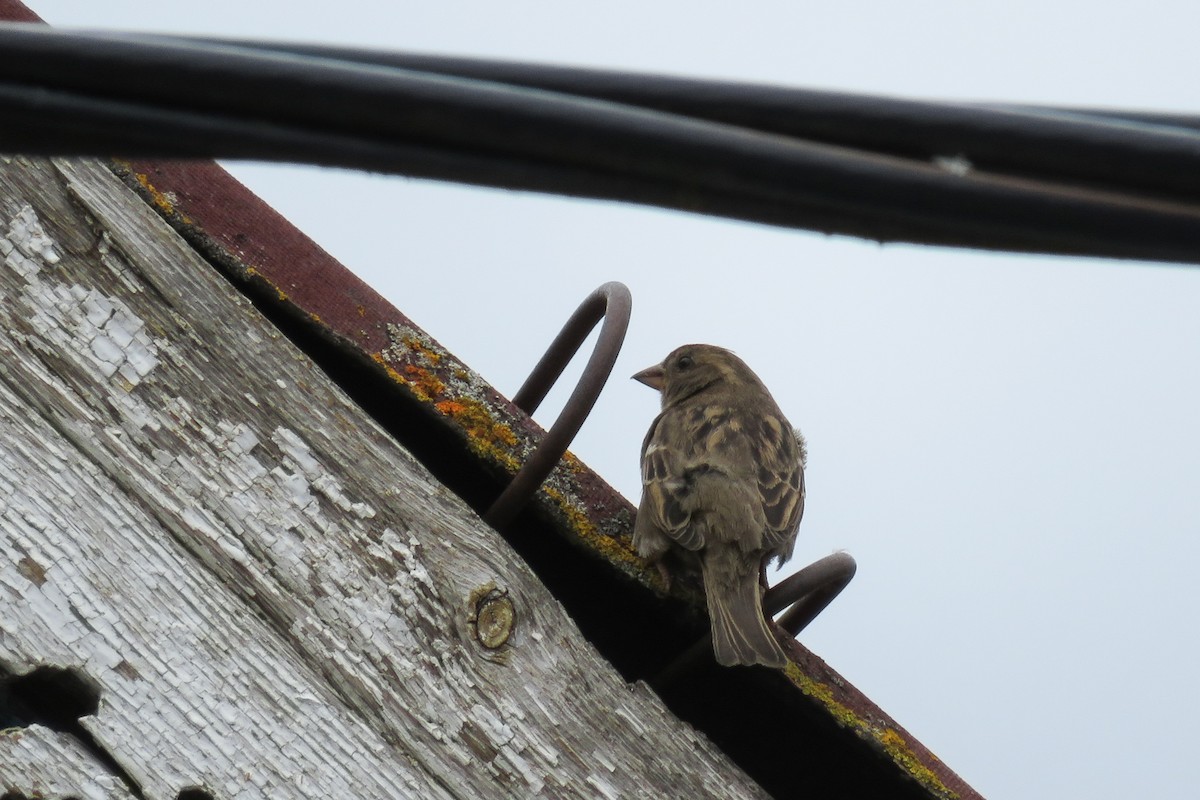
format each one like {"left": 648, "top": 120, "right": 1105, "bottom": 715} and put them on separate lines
{"left": 632, "top": 344, "right": 763, "bottom": 407}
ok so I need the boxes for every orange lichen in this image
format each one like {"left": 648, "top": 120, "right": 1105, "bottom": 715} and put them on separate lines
{"left": 402, "top": 364, "right": 446, "bottom": 401}
{"left": 374, "top": 333, "right": 651, "bottom": 586}
{"left": 372, "top": 352, "right": 521, "bottom": 471}
{"left": 433, "top": 395, "right": 521, "bottom": 471}
{"left": 435, "top": 400, "right": 468, "bottom": 416}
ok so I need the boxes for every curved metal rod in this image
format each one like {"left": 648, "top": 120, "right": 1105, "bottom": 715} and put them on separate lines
{"left": 484, "top": 281, "right": 632, "bottom": 528}
{"left": 650, "top": 552, "right": 856, "bottom": 686}
{"left": 765, "top": 552, "right": 857, "bottom": 637}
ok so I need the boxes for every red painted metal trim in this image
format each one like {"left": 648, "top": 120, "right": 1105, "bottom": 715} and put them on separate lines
{"left": 121, "top": 158, "right": 403, "bottom": 353}
{"left": 0, "top": 0, "right": 39, "bottom": 22}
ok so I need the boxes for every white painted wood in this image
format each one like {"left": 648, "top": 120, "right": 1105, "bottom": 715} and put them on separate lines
{"left": 0, "top": 156, "right": 767, "bottom": 799}
{"left": 0, "top": 725, "right": 137, "bottom": 800}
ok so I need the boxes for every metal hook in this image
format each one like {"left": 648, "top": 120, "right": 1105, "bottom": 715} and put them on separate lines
{"left": 765, "top": 552, "right": 857, "bottom": 637}
{"left": 650, "top": 553, "right": 857, "bottom": 686}
{"left": 483, "top": 281, "right": 632, "bottom": 528}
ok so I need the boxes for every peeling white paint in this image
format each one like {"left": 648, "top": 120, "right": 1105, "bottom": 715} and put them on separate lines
{"left": 2, "top": 204, "right": 159, "bottom": 388}
{"left": 0, "top": 726, "right": 135, "bottom": 800}
{"left": 5, "top": 203, "right": 61, "bottom": 267}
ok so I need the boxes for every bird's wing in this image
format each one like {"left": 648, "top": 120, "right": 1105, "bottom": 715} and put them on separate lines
{"left": 686, "top": 403, "right": 802, "bottom": 551}
{"left": 634, "top": 411, "right": 706, "bottom": 551}
{"left": 753, "top": 413, "right": 805, "bottom": 549}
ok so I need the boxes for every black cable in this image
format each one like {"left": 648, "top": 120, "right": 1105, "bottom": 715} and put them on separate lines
{"left": 112, "top": 31, "right": 1200, "bottom": 203}
{"left": 0, "top": 23, "right": 1197, "bottom": 263}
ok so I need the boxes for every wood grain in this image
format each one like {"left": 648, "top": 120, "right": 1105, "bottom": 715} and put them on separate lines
{"left": 0, "top": 725, "right": 138, "bottom": 799}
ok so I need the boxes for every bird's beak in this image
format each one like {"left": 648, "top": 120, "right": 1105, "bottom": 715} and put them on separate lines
{"left": 632, "top": 364, "right": 666, "bottom": 391}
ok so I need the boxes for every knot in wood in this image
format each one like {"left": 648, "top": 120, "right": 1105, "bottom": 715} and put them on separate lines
{"left": 471, "top": 585, "right": 515, "bottom": 650}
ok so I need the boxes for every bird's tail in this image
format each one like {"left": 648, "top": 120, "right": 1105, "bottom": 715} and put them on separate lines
{"left": 702, "top": 554, "right": 789, "bottom": 668}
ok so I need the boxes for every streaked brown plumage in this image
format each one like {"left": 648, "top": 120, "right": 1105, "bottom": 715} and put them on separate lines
{"left": 632, "top": 344, "right": 805, "bottom": 668}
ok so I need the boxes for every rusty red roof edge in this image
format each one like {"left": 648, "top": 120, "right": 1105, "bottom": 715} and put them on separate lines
{"left": 0, "top": 0, "right": 36, "bottom": 21}
{"left": 3, "top": 2, "right": 980, "bottom": 797}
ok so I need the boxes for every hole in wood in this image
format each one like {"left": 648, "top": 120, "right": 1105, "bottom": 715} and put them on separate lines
{"left": 177, "top": 788, "right": 216, "bottom": 800}
{"left": 0, "top": 663, "right": 146, "bottom": 798}
{"left": 0, "top": 664, "right": 100, "bottom": 731}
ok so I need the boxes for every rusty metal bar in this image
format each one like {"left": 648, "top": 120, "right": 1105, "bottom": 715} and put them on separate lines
{"left": 484, "top": 281, "right": 632, "bottom": 528}
{"left": 651, "top": 554, "right": 856, "bottom": 684}
{"left": 765, "top": 552, "right": 857, "bottom": 636}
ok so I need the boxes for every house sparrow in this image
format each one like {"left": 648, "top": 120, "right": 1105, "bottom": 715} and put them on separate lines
{"left": 633, "top": 344, "right": 805, "bottom": 668}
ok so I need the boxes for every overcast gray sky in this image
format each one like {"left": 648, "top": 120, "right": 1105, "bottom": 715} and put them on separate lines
{"left": 28, "top": 2, "right": 1200, "bottom": 798}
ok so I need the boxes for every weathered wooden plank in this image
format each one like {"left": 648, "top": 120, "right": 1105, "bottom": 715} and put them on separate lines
{"left": 0, "top": 156, "right": 766, "bottom": 799}
{"left": 0, "top": 725, "right": 138, "bottom": 800}
{"left": 0, "top": 364, "right": 451, "bottom": 798}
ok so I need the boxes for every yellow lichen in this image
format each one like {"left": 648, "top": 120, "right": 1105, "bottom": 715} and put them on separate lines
{"left": 402, "top": 335, "right": 443, "bottom": 365}
{"left": 543, "top": 486, "right": 597, "bottom": 538}
{"left": 785, "top": 668, "right": 958, "bottom": 799}
{"left": 373, "top": 352, "right": 523, "bottom": 472}
{"left": 878, "top": 728, "right": 956, "bottom": 798}
{"left": 370, "top": 353, "right": 407, "bottom": 386}
{"left": 237, "top": 262, "right": 288, "bottom": 302}
{"left": 543, "top": 486, "right": 644, "bottom": 573}
{"left": 126, "top": 169, "right": 192, "bottom": 223}
{"left": 560, "top": 451, "right": 586, "bottom": 474}
{"left": 788, "top": 669, "right": 861, "bottom": 729}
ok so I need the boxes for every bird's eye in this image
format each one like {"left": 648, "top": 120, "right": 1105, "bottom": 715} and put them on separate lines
{"left": 676, "top": 355, "right": 694, "bottom": 370}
